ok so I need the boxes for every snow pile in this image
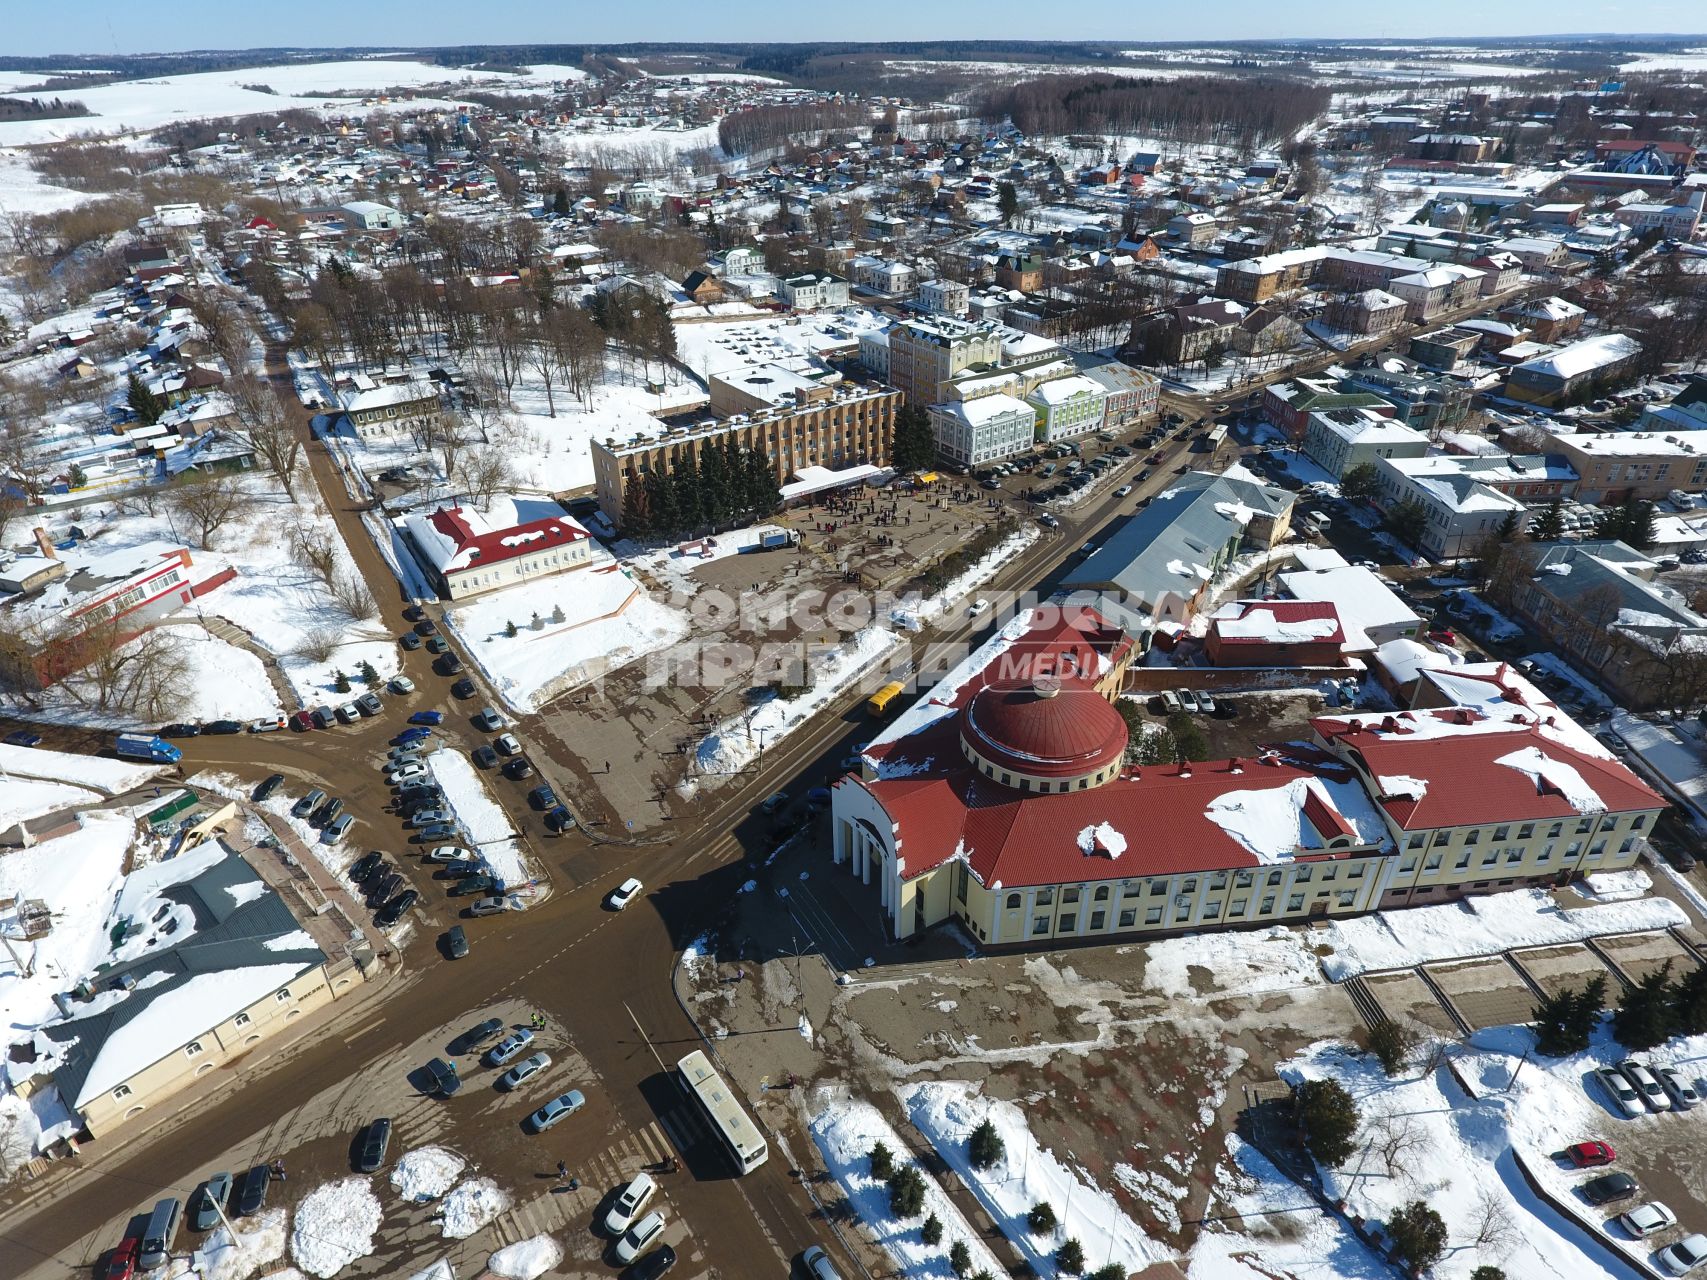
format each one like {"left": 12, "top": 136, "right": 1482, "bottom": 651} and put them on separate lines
{"left": 289, "top": 1178, "right": 383, "bottom": 1278}
{"left": 1494, "top": 746, "right": 1606, "bottom": 814}
{"left": 1076, "top": 822, "right": 1127, "bottom": 859}
{"left": 807, "top": 1087, "right": 1006, "bottom": 1280}
{"left": 427, "top": 749, "right": 528, "bottom": 887}
{"left": 0, "top": 777, "right": 101, "bottom": 830}
{"left": 1203, "top": 776, "right": 1383, "bottom": 863}
{"left": 391, "top": 1146, "right": 467, "bottom": 1201}
{"left": 1577, "top": 869, "right": 1652, "bottom": 902}
{"left": 438, "top": 1177, "right": 510, "bottom": 1238}
{"left": 1140, "top": 926, "right": 1322, "bottom": 999}
{"left": 488, "top": 1235, "right": 563, "bottom": 1279}
{"left": 1377, "top": 773, "right": 1429, "bottom": 800}
{"left": 0, "top": 742, "right": 161, "bottom": 794}
{"left": 1317, "top": 886, "right": 1684, "bottom": 980}
{"left": 901, "top": 1080, "right": 1171, "bottom": 1277}
{"left": 193, "top": 1206, "right": 287, "bottom": 1280}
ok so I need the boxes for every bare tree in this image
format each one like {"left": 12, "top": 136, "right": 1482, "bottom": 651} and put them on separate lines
{"left": 290, "top": 623, "right": 344, "bottom": 665}
{"left": 1467, "top": 1188, "right": 1517, "bottom": 1256}
{"left": 1371, "top": 1112, "right": 1429, "bottom": 1185}
{"left": 454, "top": 443, "right": 516, "bottom": 506}
{"left": 226, "top": 374, "right": 303, "bottom": 501}
{"left": 420, "top": 409, "right": 471, "bottom": 484}
{"left": 288, "top": 515, "right": 338, "bottom": 586}
{"left": 166, "top": 475, "right": 243, "bottom": 550}
{"left": 326, "top": 569, "right": 378, "bottom": 623}
{"left": 59, "top": 616, "right": 187, "bottom": 718}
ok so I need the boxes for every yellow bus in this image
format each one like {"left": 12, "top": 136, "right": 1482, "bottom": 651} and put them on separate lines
{"left": 867, "top": 681, "right": 906, "bottom": 717}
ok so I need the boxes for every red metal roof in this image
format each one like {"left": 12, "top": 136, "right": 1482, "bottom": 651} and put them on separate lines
{"left": 1209, "top": 600, "right": 1345, "bottom": 648}
{"left": 961, "top": 682, "right": 1128, "bottom": 779}
{"left": 429, "top": 506, "right": 588, "bottom": 576}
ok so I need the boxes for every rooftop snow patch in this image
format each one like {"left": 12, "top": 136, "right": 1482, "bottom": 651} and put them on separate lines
{"left": 1495, "top": 745, "right": 1606, "bottom": 814}
{"left": 1077, "top": 822, "right": 1127, "bottom": 859}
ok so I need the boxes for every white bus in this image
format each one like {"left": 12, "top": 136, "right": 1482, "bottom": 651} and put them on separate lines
{"left": 677, "top": 1050, "right": 768, "bottom": 1174}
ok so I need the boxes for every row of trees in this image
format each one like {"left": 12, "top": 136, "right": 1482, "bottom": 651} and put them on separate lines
{"left": 619, "top": 440, "right": 782, "bottom": 540}
{"left": 1535, "top": 962, "right": 1707, "bottom": 1055}
{"left": 979, "top": 74, "right": 1331, "bottom": 149}
{"left": 716, "top": 100, "right": 873, "bottom": 157}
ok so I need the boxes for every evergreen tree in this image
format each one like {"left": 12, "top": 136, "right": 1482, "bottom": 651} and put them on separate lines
{"left": 949, "top": 1240, "right": 972, "bottom": 1276}
{"left": 1613, "top": 962, "right": 1677, "bottom": 1050}
{"left": 621, "top": 473, "right": 650, "bottom": 538}
{"left": 644, "top": 468, "right": 677, "bottom": 538}
{"left": 920, "top": 1213, "right": 943, "bottom": 1246}
{"left": 1367, "top": 1020, "right": 1418, "bottom": 1076}
{"left": 744, "top": 447, "right": 781, "bottom": 516}
{"left": 869, "top": 1141, "right": 895, "bottom": 1180}
{"left": 1385, "top": 498, "right": 1429, "bottom": 550}
{"left": 1296, "top": 1078, "right": 1360, "bottom": 1167}
{"left": 1534, "top": 974, "right": 1606, "bottom": 1055}
{"left": 1087, "top": 1268, "right": 1126, "bottom": 1280}
{"left": 887, "top": 1165, "right": 926, "bottom": 1218}
{"left": 506, "top": 620, "right": 518, "bottom": 638}
{"left": 1055, "top": 1238, "right": 1085, "bottom": 1275}
{"left": 1494, "top": 509, "right": 1521, "bottom": 541}
{"left": 1673, "top": 964, "right": 1707, "bottom": 1036}
{"left": 333, "top": 669, "right": 351, "bottom": 693}
{"left": 67, "top": 462, "right": 87, "bottom": 489}
{"left": 1471, "top": 1268, "right": 1507, "bottom": 1280}
{"left": 892, "top": 405, "right": 938, "bottom": 473}
{"left": 1027, "top": 1201, "right": 1058, "bottom": 1233}
{"left": 997, "top": 180, "right": 1021, "bottom": 226}
{"left": 127, "top": 373, "right": 165, "bottom": 425}
{"left": 1338, "top": 462, "right": 1380, "bottom": 502}
{"left": 1166, "top": 710, "right": 1209, "bottom": 761}
{"left": 671, "top": 452, "right": 703, "bottom": 533}
{"left": 1386, "top": 1202, "right": 1448, "bottom": 1272}
{"left": 700, "top": 441, "right": 731, "bottom": 525}
{"left": 1529, "top": 498, "right": 1565, "bottom": 542}
{"left": 968, "top": 1119, "right": 1005, "bottom": 1170}
{"left": 357, "top": 660, "right": 380, "bottom": 687}
{"left": 552, "top": 187, "right": 570, "bottom": 215}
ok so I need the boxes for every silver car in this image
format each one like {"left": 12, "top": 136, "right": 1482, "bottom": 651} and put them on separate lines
{"left": 1619, "top": 1059, "right": 1672, "bottom": 1112}
{"left": 526, "top": 1089, "right": 585, "bottom": 1133}
{"left": 1659, "top": 1066, "right": 1700, "bottom": 1110}
{"left": 485, "top": 1029, "right": 534, "bottom": 1067}
{"left": 1660, "top": 1233, "right": 1707, "bottom": 1275}
{"left": 496, "top": 1051, "right": 551, "bottom": 1091}
{"left": 1595, "top": 1066, "right": 1645, "bottom": 1119}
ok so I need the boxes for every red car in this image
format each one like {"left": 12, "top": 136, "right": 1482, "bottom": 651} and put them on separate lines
{"left": 1427, "top": 628, "right": 1457, "bottom": 645}
{"left": 103, "top": 1237, "right": 141, "bottom": 1280}
{"left": 1567, "top": 1140, "right": 1617, "bottom": 1168}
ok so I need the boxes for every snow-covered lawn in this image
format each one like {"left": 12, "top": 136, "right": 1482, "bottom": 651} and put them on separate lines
{"left": 192, "top": 1206, "right": 289, "bottom": 1280}
{"left": 1139, "top": 926, "right": 1324, "bottom": 999}
{"left": 0, "top": 777, "right": 101, "bottom": 831}
{"left": 0, "top": 742, "right": 161, "bottom": 794}
{"left": 391, "top": 1146, "right": 467, "bottom": 1202}
{"left": 425, "top": 749, "right": 529, "bottom": 888}
{"left": 1315, "top": 887, "right": 1686, "bottom": 980}
{"left": 443, "top": 557, "right": 687, "bottom": 714}
{"left": 902, "top": 1080, "right": 1172, "bottom": 1278}
{"left": 681, "top": 622, "right": 904, "bottom": 794}
{"left": 808, "top": 1087, "right": 1007, "bottom": 1280}
{"left": 289, "top": 1177, "right": 383, "bottom": 1278}
{"left": 143, "top": 625, "right": 282, "bottom": 720}
{"left": 488, "top": 1235, "right": 563, "bottom": 1279}
{"left": 437, "top": 1176, "right": 510, "bottom": 1238}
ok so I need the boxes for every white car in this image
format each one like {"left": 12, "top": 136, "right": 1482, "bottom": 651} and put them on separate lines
{"left": 1115, "top": 485, "right": 1133, "bottom": 497}
{"left": 494, "top": 733, "right": 522, "bottom": 756}
{"left": 603, "top": 1172, "right": 657, "bottom": 1235}
{"left": 1660, "top": 1234, "right": 1707, "bottom": 1275}
{"left": 1659, "top": 1066, "right": 1700, "bottom": 1110}
{"left": 1618, "top": 1201, "right": 1678, "bottom": 1239}
{"left": 1595, "top": 1066, "right": 1646, "bottom": 1119}
{"left": 388, "top": 676, "right": 416, "bottom": 695}
{"left": 1620, "top": 1060, "right": 1672, "bottom": 1112}
{"left": 247, "top": 717, "right": 286, "bottom": 734}
{"left": 608, "top": 878, "right": 643, "bottom": 911}
{"left": 967, "top": 598, "right": 990, "bottom": 618}
{"left": 614, "top": 1210, "right": 666, "bottom": 1264}
{"left": 386, "top": 763, "right": 428, "bottom": 785}
{"left": 496, "top": 1051, "right": 551, "bottom": 1091}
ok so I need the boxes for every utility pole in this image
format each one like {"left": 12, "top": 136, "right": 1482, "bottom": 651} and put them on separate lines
{"left": 624, "top": 1001, "right": 668, "bottom": 1076}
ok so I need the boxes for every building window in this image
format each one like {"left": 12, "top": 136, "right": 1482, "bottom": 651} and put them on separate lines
{"left": 1548, "top": 823, "right": 1563, "bottom": 839}
{"left": 1338, "top": 891, "right": 1356, "bottom": 908}
{"left": 1062, "top": 888, "right": 1081, "bottom": 905}
{"left": 1407, "top": 834, "right": 1425, "bottom": 850}
{"left": 112, "top": 1084, "right": 133, "bottom": 1101}
{"left": 275, "top": 989, "right": 291, "bottom": 1003}
{"left": 1059, "top": 913, "right": 1077, "bottom": 933}
{"left": 1464, "top": 829, "right": 1479, "bottom": 846}
{"left": 1150, "top": 881, "right": 1166, "bottom": 896}
{"left": 234, "top": 1012, "right": 251, "bottom": 1027}
{"left": 1288, "top": 894, "right": 1305, "bottom": 911}
{"left": 1519, "top": 823, "right": 1534, "bottom": 839}
{"left": 1035, "top": 887, "right": 1054, "bottom": 906}
{"left": 1424, "top": 853, "right": 1443, "bottom": 871}
{"left": 1203, "top": 902, "right": 1221, "bottom": 920}
{"left": 1033, "top": 916, "right": 1050, "bottom": 936}
{"left": 1260, "top": 895, "right": 1277, "bottom": 914}
{"left": 1119, "top": 909, "right": 1137, "bottom": 928}
{"left": 1090, "top": 911, "right": 1106, "bottom": 930}
{"left": 1268, "top": 870, "right": 1283, "bottom": 885}
{"left": 1145, "top": 907, "right": 1163, "bottom": 925}
{"left": 956, "top": 862, "right": 969, "bottom": 905}
{"left": 1123, "top": 882, "right": 1141, "bottom": 899}
{"left": 1633, "top": 814, "right": 1647, "bottom": 830}
{"left": 1432, "top": 830, "right": 1450, "bottom": 846}
{"left": 1006, "top": 893, "right": 1021, "bottom": 910}
{"left": 185, "top": 1041, "right": 204, "bottom": 1057}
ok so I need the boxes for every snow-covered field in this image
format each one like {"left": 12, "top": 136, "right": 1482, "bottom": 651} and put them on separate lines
{"left": 425, "top": 748, "right": 529, "bottom": 887}
{"left": 392, "top": 1146, "right": 468, "bottom": 1202}
{"left": 903, "top": 1080, "right": 1172, "bottom": 1278}
{"left": 809, "top": 1087, "right": 1008, "bottom": 1280}
{"left": 0, "top": 61, "right": 586, "bottom": 145}
{"left": 444, "top": 558, "right": 687, "bottom": 714}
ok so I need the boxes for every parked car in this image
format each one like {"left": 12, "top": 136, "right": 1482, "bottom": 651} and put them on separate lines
{"left": 355, "top": 693, "right": 383, "bottom": 717}
{"left": 409, "top": 808, "right": 451, "bottom": 828}
{"left": 253, "top": 773, "right": 285, "bottom": 802}
{"left": 388, "top": 676, "right": 416, "bottom": 695}
{"left": 1595, "top": 1066, "right": 1646, "bottom": 1118}
{"left": 802, "top": 1244, "right": 844, "bottom": 1280}
{"left": 416, "top": 823, "right": 458, "bottom": 842}
{"left": 1567, "top": 1140, "right": 1616, "bottom": 1168}
{"left": 627, "top": 1244, "right": 677, "bottom": 1280}
{"left": 486, "top": 1028, "right": 535, "bottom": 1067}
{"left": 414, "top": 619, "right": 439, "bottom": 637}
{"left": 159, "top": 722, "right": 201, "bottom": 738}
{"left": 496, "top": 1051, "right": 551, "bottom": 1091}
{"left": 349, "top": 851, "right": 384, "bottom": 883}
{"left": 247, "top": 717, "right": 286, "bottom": 734}
{"left": 356, "top": 1117, "right": 392, "bottom": 1172}
{"left": 444, "top": 925, "right": 469, "bottom": 959}
{"left": 494, "top": 733, "right": 522, "bottom": 756}
{"left": 312, "top": 796, "right": 345, "bottom": 826}
{"left": 425, "top": 845, "right": 472, "bottom": 864}
{"left": 375, "top": 890, "right": 418, "bottom": 928}
{"left": 1196, "top": 691, "right": 1218, "bottom": 716}
{"left": 335, "top": 703, "right": 361, "bottom": 723}
{"left": 1660, "top": 1234, "right": 1707, "bottom": 1275}
{"left": 1583, "top": 1171, "right": 1640, "bottom": 1205}
{"left": 604, "top": 1172, "right": 657, "bottom": 1235}
{"left": 1619, "top": 1059, "right": 1671, "bottom": 1111}
{"left": 1178, "top": 688, "right": 1201, "bottom": 713}
{"left": 387, "top": 763, "right": 429, "bottom": 785}
{"left": 433, "top": 654, "right": 463, "bottom": 676}
{"left": 395, "top": 726, "right": 433, "bottom": 745}
{"left": 189, "top": 1172, "right": 233, "bottom": 1231}
{"left": 473, "top": 707, "right": 505, "bottom": 732}
{"left": 1659, "top": 1066, "right": 1700, "bottom": 1110}
{"left": 292, "top": 789, "right": 327, "bottom": 819}
{"left": 760, "top": 791, "right": 789, "bottom": 815}
{"left": 451, "top": 874, "right": 497, "bottom": 898}
{"left": 502, "top": 757, "right": 535, "bottom": 780}
{"left": 324, "top": 813, "right": 355, "bottom": 843}
{"left": 615, "top": 1211, "right": 667, "bottom": 1264}
{"left": 425, "top": 636, "right": 450, "bottom": 654}
{"left": 607, "top": 878, "right": 643, "bottom": 911}
{"left": 968, "top": 598, "right": 991, "bottom": 618}
{"left": 472, "top": 745, "right": 499, "bottom": 769}
{"left": 201, "top": 719, "right": 242, "bottom": 735}
{"left": 451, "top": 677, "right": 478, "bottom": 699}
{"left": 399, "top": 632, "right": 423, "bottom": 651}
{"left": 545, "top": 805, "right": 576, "bottom": 832}
{"left": 103, "top": 1236, "right": 141, "bottom": 1280}
{"left": 525, "top": 1089, "right": 585, "bottom": 1133}
{"left": 235, "top": 1164, "right": 271, "bottom": 1216}
{"left": 1618, "top": 1201, "right": 1678, "bottom": 1238}
{"left": 469, "top": 895, "right": 511, "bottom": 917}
{"left": 426, "top": 1057, "right": 461, "bottom": 1097}
{"left": 528, "top": 784, "right": 558, "bottom": 811}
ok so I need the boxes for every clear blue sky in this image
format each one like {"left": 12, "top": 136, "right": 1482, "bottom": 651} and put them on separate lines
{"left": 9, "top": 1, "right": 1703, "bottom": 57}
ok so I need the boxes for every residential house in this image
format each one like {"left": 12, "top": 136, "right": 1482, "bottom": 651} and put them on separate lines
{"left": 680, "top": 270, "right": 723, "bottom": 305}
{"left": 1504, "top": 333, "right": 1642, "bottom": 408}
{"left": 340, "top": 382, "right": 441, "bottom": 441}
{"left": 1370, "top": 454, "right": 1530, "bottom": 559}
{"left": 339, "top": 201, "right": 405, "bottom": 231}
{"left": 1323, "top": 289, "right": 1408, "bottom": 337}
{"left": 1470, "top": 252, "right": 1524, "bottom": 295}
{"left": 1301, "top": 407, "right": 1431, "bottom": 479}
{"left": 1205, "top": 600, "right": 1347, "bottom": 667}
{"left": 1167, "top": 212, "right": 1220, "bottom": 247}
{"left": 1278, "top": 563, "right": 1422, "bottom": 652}
{"left": 1388, "top": 264, "right": 1486, "bottom": 323}
{"left": 917, "top": 278, "right": 970, "bottom": 318}
{"left": 1132, "top": 299, "right": 1245, "bottom": 365}
{"left": 995, "top": 253, "right": 1044, "bottom": 292}
{"left": 1341, "top": 366, "right": 1475, "bottom": 436}
{"left": 1536, "top": 429, "right": 1707, "bottom": 503}
{"left": 1499, "top": 295, "right": 1586, "bottom": 344}
{"left": 1231, "top": 305, "right": 1303, "bottom": 356}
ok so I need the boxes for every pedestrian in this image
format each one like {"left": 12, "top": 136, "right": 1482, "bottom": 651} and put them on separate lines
{"left": 569, "top": 1176, "right": 580, "bottom": 1191}
{"left": 557, "top": 1160, "right": 569, "bottom": 1180}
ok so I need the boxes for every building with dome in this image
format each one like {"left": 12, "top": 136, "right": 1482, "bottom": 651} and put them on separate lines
{"left": 830, "top": 607, "right": 1665, "bottom": 947}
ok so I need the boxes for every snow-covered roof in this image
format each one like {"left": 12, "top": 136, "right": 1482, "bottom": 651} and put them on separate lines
{"left": 931, "top": 393, "right": 1032, "bottom": 427}
{"left": 404, "top": 497, "right": 588, "bottom": 576}
{"left": 341, "top": 381, "right": 437, "bottom": 413}
{"left": 1514, "top": 333, "right": 1641, "bottom": 382}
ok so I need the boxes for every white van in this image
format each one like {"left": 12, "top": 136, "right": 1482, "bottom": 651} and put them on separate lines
{"left": 603, "top": 1171, "right": 658, "bottom": 1235}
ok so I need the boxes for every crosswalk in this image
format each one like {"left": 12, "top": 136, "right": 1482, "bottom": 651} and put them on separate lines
{"left": 485, "top": 1113, "right": 702, "bottom": 1248}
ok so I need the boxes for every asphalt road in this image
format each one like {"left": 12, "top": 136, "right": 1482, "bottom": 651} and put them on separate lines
{"left": 0, "top": 362, "right": 1223, "bottom": 1277}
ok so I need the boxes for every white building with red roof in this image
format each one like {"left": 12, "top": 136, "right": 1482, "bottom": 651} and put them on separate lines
{"left": 403, "top": 496, "right": 593, "bottom": 599}
{"left": 830, "top": 607, "right": 1664, "bottom": 947}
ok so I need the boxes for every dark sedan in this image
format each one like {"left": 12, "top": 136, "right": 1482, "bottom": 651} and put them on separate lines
{"left": 356, "top": 1118, "right": 392, "bottom": 1172}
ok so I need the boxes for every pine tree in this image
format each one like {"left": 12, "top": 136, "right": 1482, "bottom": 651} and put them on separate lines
{"left": 506, "top": 620, "right": 518, "bottom": 638}
{"left": 869, "top": 1140, "right": 895, "bottom": 1180}
{"left": 1338, "top": 462, "right": 1380, "bottom": 502}
{"left": 127, "top": 373, "right": 165, "bottom": 425}
{"left": 670, "top": 452, "right": 703, "bottom": 534}
{"left": 552, "top": 187, "right": 570, "bottom": 215}
{"left": 700, "top": 441, "right": 731, "bottom": 525}
{"left": 920, "top": 1213, "right": 943, "bottom": 1245}
{"left": 67, "top": 462, "right": 87, "bottom": 489}
{"left": 1623, "top": 499, "right": 1657, "bottom": 551}
{"left": 1613, "top": 962, "right": 1676, "bottom": 1050}
{"left": 1535, "top": 974, "right": 1606, "bottom": 1055}
{"left": 1027, "top": 1201, "right": 1058, "bottom": 1233}
{"left": 1386, "top": 1202, "right": 1448, "bottom": 1272}
{"left": 1055, "top": 1238, "right": 1085, "bottom": 1275}
{"left": 997, "top": 180, "right": 1021, "bottom": 226}
{"left": 621, "top": 473, "right": 650, "bottom": 538}
{"left": 968, "top": 1118, "right": 1005, "bottom": 1170}
{"left": 887, "top": 1165, "right": 926, "bottom": 1218}
{"left": 949, "top": 1240, "right": 972, "bottom": 1276}
{"left": 745, "top": 447, "right": 781, "bottom": 516}
{"left": 333, "top": 669, "right": 351, "bottom": 693}
{"left": 1529, "top": 498, "right": 1565, "bottom": 542}
{"left": 1494, "top": 509, "right": 1521, "bottom": 540}
{"left": 644, "top": 468, "right": 677, "bottom": 538}
{"left": 358, "top": 660, "right": 380, "bottom": 686}
{"left": 892, "top": 405, "right": 938, "bottom": 473}
{"left": 1296, "top": 1078, "right": 1360, "bottom": 1167}
{"left": 1673, "top": 965, "right": 1707, "bottom": 1035}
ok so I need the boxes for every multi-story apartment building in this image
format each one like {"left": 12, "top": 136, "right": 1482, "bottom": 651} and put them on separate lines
{"left": 591, "top": 371, "right": 900, "bottom": 524}
{"left": 862, "top": 317, "right": 1003, "bottom": 406}
{"left": 928, "top": 394, "right": 1036, "bottom": 467}
{"left": 1323, "top": 288, "right": 1408, "bottom": 336}
{"left": 1528, "top": 428, "right": 1707, "bottom": 503}
{"left": 1301, "top": 407, "right": 1430, "bottom": 479}
{"left": 828, "top": 607, "right": 1660, "bottom": 945}
{"left": 1369, "top": 454, "right": 1530, "bottom": 559}
{"left": 339, "top": 381, "right": 442, "bottom": 441}
{"left": 1340, "top": 366, "right": 1476, "bottom": 436}
{"left": 917, "top": 278, "right": 970, "bottom": 318}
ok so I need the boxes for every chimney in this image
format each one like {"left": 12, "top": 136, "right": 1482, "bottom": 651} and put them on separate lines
{"left": 1381, "top": 715, "right": 1398, "bottom": 732}
{"left": 1227, "top": 756, "right": 1244, "bottom": 774}
{"left": 1178, "top": 761, "right": 1192, "bottom": 777}
{"left": 1349, "top": 719, "right": 1363, "bottom": 733}
{"left": 33, "top": 527, "right": 56, "bottom": 560}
